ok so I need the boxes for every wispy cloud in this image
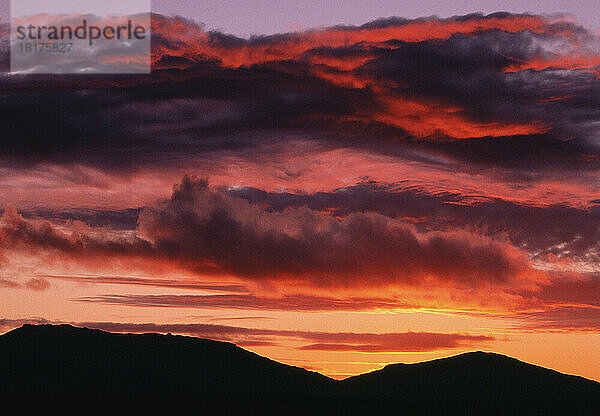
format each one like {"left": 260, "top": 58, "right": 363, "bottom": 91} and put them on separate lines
{"left": 0, "top": 319, "right": 494, "bottom": 353}
{"left": 45, "top": 274, "right": 248, "bottom": 293}
{"left": 75, "top": 293, "right": 412, "bottom": 311}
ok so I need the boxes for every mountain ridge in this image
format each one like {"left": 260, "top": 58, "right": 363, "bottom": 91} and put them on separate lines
{"left": 1, "top": 324, "right": 598, "bottom": 414}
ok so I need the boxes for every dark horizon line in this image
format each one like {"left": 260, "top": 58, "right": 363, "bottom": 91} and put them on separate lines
{"left": 8, "top": 322, "right": 600, "bottom": 385}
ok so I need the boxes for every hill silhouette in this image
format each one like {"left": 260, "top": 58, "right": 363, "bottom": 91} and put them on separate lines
{"left": 0, "top": 324, "right": 330, "bottom": 396}
{"left": 342, "top": 351, "right": 600, "bottom": 414}
{"left": 1, "top": 324, "right": 598, "bottom": 414}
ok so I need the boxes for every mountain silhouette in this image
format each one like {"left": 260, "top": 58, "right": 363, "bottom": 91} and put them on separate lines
{"left": 342, "top": 351, "right": 600, "bottom": 414}
{"left": 1, "top": 324, "right": 598, "bottom": 414}
{"left": 0, "top": 324, "right": 330, "bottom": 396}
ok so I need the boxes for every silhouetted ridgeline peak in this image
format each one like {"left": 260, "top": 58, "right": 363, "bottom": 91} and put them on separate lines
{"left": 342, "top": 350, "right": 600, "bottom": 398}
{"left": 1, "top": 324, "right": 599, "bottom": 414}
{"left": 0, "top": 324, "right": 331, "bottom": 396}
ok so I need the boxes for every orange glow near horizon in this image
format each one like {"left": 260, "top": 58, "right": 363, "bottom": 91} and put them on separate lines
{"left": 1, "top": 279, "right": 599, "bottom": 382}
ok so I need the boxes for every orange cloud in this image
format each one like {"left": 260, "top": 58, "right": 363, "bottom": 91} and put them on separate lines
{"left": 45, "top": 274, "right": 248, "bottom": 293}
{"left": 0, "top": 177, "right": 551, "bottom": 297}
{"left": 505, "top": 55, "right": 600, "bottom": 74}
{"left": 365, "top": 95, "right": 548, "bottom": 139}
{"left": 152, "top": 14, "right": 551, "bottom": 69}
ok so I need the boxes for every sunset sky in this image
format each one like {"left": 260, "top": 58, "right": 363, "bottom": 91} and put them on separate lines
{"left": 1, "top": 2, "right": 599, "bottom": 381}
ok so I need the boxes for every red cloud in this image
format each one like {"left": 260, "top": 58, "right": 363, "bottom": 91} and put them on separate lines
{"left": 151, "top": 14, "right": 551, "bottom": 69}
{"left": 149, "top": 13, "right": 562, "bottom": 140}
{"left": 45, "top": 274, "right": 248, "bottom": 293}
{"left": 135, "top": 176, "right": 537, "bottom": 287}
{"left": 76, "top": 293, "right": 412, "bottom": 312}
{"left": 0, "top": 177, "right": 542, "bottom": 290}
{"left": 506, "top": 276, "right": 600, "bottom": 332}
{"left": 0, "top": 277, "right": 50, "bottom": 291}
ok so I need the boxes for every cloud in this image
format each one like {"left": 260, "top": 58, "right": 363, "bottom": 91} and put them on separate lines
{"left": 136, "top": 176, "right": 533, "bottom": 287}
{"left": 2, "top": 172, "right": 596, "bottom": 329}
{"left": 18, "top": 208, "right": 141, "bottom": 230}
{"left": 71, "top": 275, "right": 600, "bottom": 333}
{"left": 45, "top": 274, "right": 248, "bottom": 293}
{"left": 0, "top": 277, "right": 50, "bottom": 291}
{"left": 506, "top": 275, "right": 600, "bottom": 332}
{"left": 23, "top": 277, "right": 51, "bottom": 290}
{"left": 0, "top": 177, "right": 537, "bottom": 289}
{"left": 0, "top": 318, "right": 494, "bottom": 353}
{"left": 0, "top": 279, "right": 20, "bottom": 289}
{"left": 513, "top": 306, "right": 600, "bottom": 332}
{"left": 76, "top": 293, "right": 411, "bottom": 312}
{"left": 1, "top": 11, "right": 598, "bottom": 328}
{"left": 1, "top": 13, "right": 599, "bottom": 174}
{"left": 225, "top": 182, "right": 600, "bottom": 262}
{"left": 296, "top": 330, "right": 492, "bottom": 353}
{"left": 4, "top": 175, "right": 599, "bottom": 326}
{"left": 150, "top": 13, "right": 554, "bottom": 69}
{"left": 0, "top": 206, "right": 153, "bottom": 261}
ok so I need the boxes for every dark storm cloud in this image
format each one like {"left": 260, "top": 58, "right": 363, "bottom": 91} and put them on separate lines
{"left": 17, "top": 208, "right": 141, "bottom": 230}
{"left": 0, "top": 63, "right": 376, "bottom": 169}
{"left": 0, "top": 177, "right": 532, "bottom": 288}
{"left": 0, "top": 13, "right": 598, "bottom": 172}
{"left": 225, "top": 182, "right": 600, "bottom": 260}
{"left": 136, "top": 176, "right": 526, "bottom": 285}
{"left": 357, "top": 30, "right": 598, "bottom": 120}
